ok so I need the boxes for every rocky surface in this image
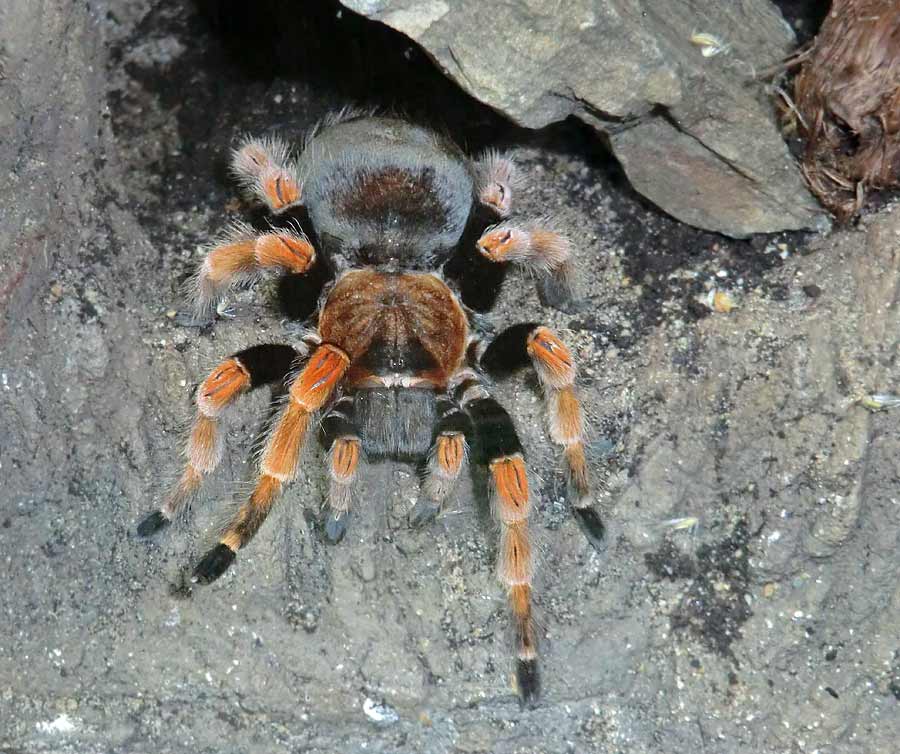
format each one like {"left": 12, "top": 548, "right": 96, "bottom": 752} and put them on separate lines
{"left": 341, "top": 0, "right": 829, "bottom": 238}
{"left": 1, "top": 2, "right": 898, "bottom": 753}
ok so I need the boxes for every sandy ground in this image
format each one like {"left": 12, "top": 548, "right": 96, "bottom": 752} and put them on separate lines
{"left": 1, "top": 2, "right": 898, "bottom": 752}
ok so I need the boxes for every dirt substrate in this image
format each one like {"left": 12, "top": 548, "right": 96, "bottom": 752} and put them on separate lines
{"left": 1, "top": 2, "right": 898, "bottom": 753}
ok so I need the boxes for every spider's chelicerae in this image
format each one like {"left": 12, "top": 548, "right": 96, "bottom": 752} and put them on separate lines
{"left": 136, "top": 113, "right": 604, "bottom": 705}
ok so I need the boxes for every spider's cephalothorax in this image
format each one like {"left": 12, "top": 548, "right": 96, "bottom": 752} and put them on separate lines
{"left": 136, "top": 114, "right": 604, "bottom": 706}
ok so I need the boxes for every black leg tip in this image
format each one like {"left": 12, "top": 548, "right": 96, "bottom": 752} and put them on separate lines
{"left": 573, "top": 506, "right": 605, "bottom": 551}
{"left": 192, "top": 544, "right": 236, "bottom": 584}
{"left": 408, "top": 500, "right": 441, "bottom": 528}
{"left": 516, "top": 659, "right": 541, "bottom": 708}
{"left": 136, "top": 510, "right": 170, "bottom": 538}
{"left": 324, "top": 512, "right": 349, "bottom": 544}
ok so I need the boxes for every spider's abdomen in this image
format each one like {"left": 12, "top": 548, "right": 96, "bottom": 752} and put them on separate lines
{"left": 298, "top": 117, "right": 475, "bottom": 269}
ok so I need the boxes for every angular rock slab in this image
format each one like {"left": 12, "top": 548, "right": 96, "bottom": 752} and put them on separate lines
{"left": 341, "top": 0, "right": 828, "bottom": 238}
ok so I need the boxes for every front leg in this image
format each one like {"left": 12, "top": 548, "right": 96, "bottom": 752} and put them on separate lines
{"left": 192, "top": 343, "right": 350, "bottom": 584}
{"left": 478, "top": 324, "right": 605, "bottom": 550}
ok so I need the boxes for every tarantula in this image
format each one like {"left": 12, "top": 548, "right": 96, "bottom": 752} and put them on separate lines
{"left": 136, "top": 113, "right": 604, "bottom": 705}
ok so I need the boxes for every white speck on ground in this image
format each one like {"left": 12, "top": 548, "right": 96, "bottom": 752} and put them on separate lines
{"left": 363, "top": 698, "right": 400, "bottom": 725}
{"left": 35, "top": 715, "right": 78, "bottom": 734}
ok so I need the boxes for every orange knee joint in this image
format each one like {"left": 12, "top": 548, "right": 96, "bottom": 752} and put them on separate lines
{"left": 255, "top": 232, "right": 315, "bottom": 274}
{"left": 436, "top": 432, "right": 466, "bottom": 476}
{"left": 527, "top": 327, "right": 575, "bottom": 389}
{"left": 197, "top": 359, "right": 251, "bottom": 417}
{"left": 330, "top": 437, "right": 360, "bottom": 481}
{"left": 289, "top": 345, "right": 349, "bottom": 411}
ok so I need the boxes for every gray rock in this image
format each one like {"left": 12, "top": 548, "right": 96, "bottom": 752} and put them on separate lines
{"left": 341, "top": 0, "right": 828, "bottom": 237}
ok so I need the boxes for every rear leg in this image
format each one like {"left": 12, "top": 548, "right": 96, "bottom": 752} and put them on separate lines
{"left": 319, "top": 395, "right": 362, "bottom": 543}
{"left": 409, "top": 395, "right": 472, "bottom": 527}
{"left": 453, "top": 373, "right": 540, "bottom": 706}
{"left": 136, "top": 343, "right": 306, "bottom": 538}
{"left": 192, "top": 222, "right": 316, "bottom": 320}
{"left": 478, "top": 324, "right": 605, "bottom": 550}
{"left": 476, "top": 222, "right": 575, "bottom": 309}
{"left": 231, "top": 135, "right": 303, "bottom": 214}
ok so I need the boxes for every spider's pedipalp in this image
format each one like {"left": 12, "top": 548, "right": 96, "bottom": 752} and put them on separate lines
{"left": 231, "top": 135, "right": 303, "bottom": 214}
{"left": 320, "top": 395, "right": 362, "bottom": 543}
{"left": 135, "top": 344, "right": 300, "bottom": 538}
{"left": 193, "top": 223, "right": 316, "bottom": 319}
{"left": 192, "top": 343, "right": 350, "bottom": 583}
{"left": 475, "top": 149, "right": 517, "bottom": 219}
{"left": 411, "top": 396, "right": 472, "bottom": 527}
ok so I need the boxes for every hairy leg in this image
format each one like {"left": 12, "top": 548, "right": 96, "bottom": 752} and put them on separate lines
{"left": 476, "top": 222, "right": 575, "bottom": 308}
{"left": 410, "top": 395, "right": 472, "bottom": 527}
{"left": 452, "top": 372, "right": 540, "bottom": 705}
{"left": 319, "top": 395, "right": 362, "bottom": 543}
{"left": 192, "top": 343, "right": 350, "bottom": 583}
{"left": 192, "top": 221, "right": 316, "bottom": 319}
{"left": 231, "top": 135, "right": 303, "bottom": 214}
{"left": 477, "top": 324, "right": 604, "bottom": 549}
{"left": 136, "top": 343, "right": 303, "bottom": 537}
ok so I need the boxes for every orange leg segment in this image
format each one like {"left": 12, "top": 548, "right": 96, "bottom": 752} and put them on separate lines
{"left": 525, "top": 327, "right": 604, "bottom": 548}
{"left": 194, "top": 223, "right": 315, "bottom": 317}
{"left": 489, "top": 452, "right": 540, "bottom": 704}
{"left": 324, "top": 436, "right": 362, "bottom": 543}
{"left": 135, "top": 344, "right": 301, "bottom": 539}
{"left": 410, "top": 396, "right": 472, "bottom": 527}
{"left": 231, "top": 135, "right": 303, "bottom": 213}
{"left": 192, "top": 344, "right": 350, "bottom": 583}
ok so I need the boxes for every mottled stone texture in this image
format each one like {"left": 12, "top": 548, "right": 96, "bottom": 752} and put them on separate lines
{"left": 342, "top": 0, "right": 829, "bottom": 237}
